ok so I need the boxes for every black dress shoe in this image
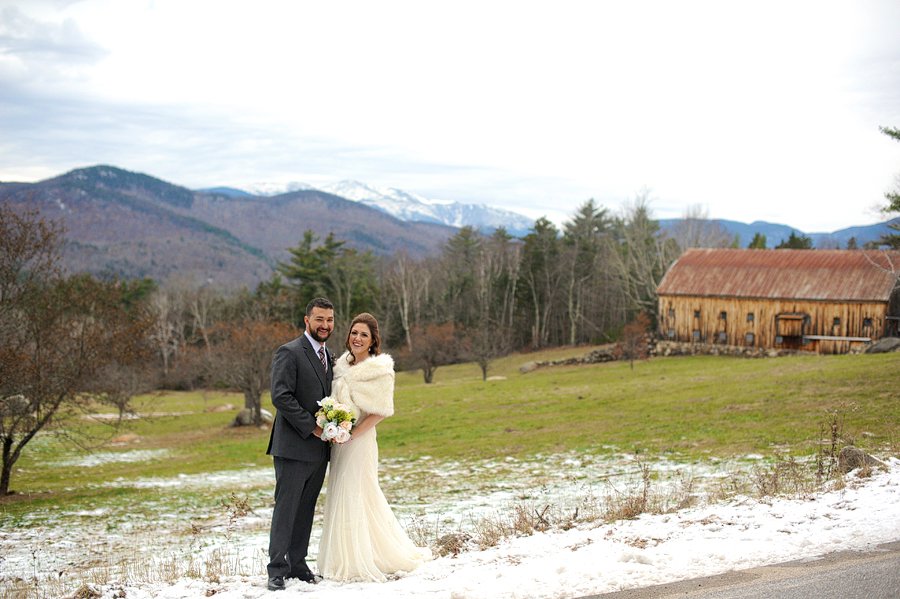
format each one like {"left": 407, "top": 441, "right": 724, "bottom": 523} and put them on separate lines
{"left": 267, "top": 576, "right": 286, "bottom": 591}
{"left": 287, "top": 567, "right": 321, "bottom": 583}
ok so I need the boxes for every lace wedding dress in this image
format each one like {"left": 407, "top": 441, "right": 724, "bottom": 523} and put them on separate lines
{"left": 317, "top": 353, "right": 430, "bottom": 582}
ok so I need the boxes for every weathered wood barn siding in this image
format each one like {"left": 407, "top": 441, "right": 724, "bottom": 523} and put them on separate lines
{"left": 656, "top": 249, "right": 900, "bottom": 354}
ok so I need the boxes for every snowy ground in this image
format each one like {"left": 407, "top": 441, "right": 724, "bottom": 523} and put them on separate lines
{"left": 2, "top": 452, "right": 899, "bottom": 599}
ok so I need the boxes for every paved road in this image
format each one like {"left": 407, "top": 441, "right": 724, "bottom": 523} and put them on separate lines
{"left": 584, "top": 541, "right": 900, "bottom": 599}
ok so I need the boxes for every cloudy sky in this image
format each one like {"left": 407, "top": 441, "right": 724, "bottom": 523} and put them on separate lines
{"left": 2, "top": 1, "right": 900, "bottom": 232}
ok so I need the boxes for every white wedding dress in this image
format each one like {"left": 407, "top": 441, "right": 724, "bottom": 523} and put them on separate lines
{"left": 317, "top": 354, "right": 430, "bottom": 582}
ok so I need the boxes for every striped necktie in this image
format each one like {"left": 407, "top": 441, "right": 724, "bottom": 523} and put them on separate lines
{"left": 318, "top": 347, "right": 327, "bottom": 370}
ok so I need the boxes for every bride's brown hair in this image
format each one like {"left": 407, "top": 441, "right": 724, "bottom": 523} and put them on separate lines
{"left": 345, "top": 312, "right": 382, "bottom": 364}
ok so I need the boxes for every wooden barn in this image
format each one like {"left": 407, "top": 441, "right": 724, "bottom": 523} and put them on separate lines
{"left": 656, "top": 249, "right": 900, "bottom": 354}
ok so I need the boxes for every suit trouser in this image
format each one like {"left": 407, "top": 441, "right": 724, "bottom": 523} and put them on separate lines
{"left": 267, "top": 456, "right": 328, "bottom": 577}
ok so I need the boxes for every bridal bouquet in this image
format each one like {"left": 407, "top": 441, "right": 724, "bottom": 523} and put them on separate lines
{"left": 315, "top": 397, "right": 356, "bottom": 444}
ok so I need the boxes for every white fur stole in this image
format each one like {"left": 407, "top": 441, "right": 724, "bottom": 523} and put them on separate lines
{"left": 330, "top": 352, "right": 395, "bottom": 418}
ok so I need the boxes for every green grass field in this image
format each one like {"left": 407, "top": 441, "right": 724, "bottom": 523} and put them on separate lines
{"left": 4, "top": 348, "right": 898, "bottom": 514}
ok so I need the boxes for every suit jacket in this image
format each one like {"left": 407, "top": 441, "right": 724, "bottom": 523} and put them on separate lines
{"left": 266, "top": 335, "right": 333, "bottom": 462}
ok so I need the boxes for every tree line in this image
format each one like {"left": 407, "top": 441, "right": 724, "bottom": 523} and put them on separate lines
{"left": 148, "top": 195, "right": 664, "bottom": 387}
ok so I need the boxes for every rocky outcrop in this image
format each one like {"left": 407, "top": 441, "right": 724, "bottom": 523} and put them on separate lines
{"left": 228, "top": 407, "right": 274, "bottom": 427}
{"left": 837, "top": 446, "right": 887, "bottom": 474}
{"left": 864, "top": 337, "right": 900, "bottom": 354}
{"left": 1, "top": 394, "right": 32, "bottom": 417}
{"left": 518, "top": 361, "right": 539, "bottom": 374}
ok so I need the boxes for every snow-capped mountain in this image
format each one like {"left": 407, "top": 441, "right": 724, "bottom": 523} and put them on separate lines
{"left": 202, "top": 179, "right": 536, "bottom": 236}
{"left": 318, "top": 180, "right": 535, "bottom": 237}
{"left": 242, "top": 181, "right": 316, "bottom": 196}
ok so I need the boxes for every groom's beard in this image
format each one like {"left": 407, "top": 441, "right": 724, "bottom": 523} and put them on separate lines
{"left": 308, "top": 327, "right": 332, "bottom": 343}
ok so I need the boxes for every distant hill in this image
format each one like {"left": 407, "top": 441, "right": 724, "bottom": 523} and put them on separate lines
{"left": 658, "top": 218, "right": 895, "bottom": 249}
{"left": 1, "top": 165, "right": 457, "bottom": 287}
{"left": 182, "top": 187, "right": 459, "bottom": 264}
{"left": 196, "top": 186, "right": 255, "bottom": 197}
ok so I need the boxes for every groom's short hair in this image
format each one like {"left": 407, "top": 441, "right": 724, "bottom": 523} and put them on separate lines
{"left": 306, "top": 297, "right": 334, "bottom": 316}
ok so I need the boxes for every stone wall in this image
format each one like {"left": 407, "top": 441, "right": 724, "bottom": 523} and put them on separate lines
{"left": 653, "top": 340, "right": 816, "bottom": 358}
{"left": 519, "top": 336, "right": 895, "bottom": 374}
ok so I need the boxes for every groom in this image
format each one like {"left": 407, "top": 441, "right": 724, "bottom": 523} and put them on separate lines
{"left": 266, "top": 297, "right": 334, "bottom": 591}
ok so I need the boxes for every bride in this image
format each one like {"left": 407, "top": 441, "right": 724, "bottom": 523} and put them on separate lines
{"left": 317, "top": 312, "right": 430, "bottom": 582}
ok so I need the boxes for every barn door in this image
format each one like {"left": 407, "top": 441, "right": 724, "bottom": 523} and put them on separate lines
{"left": 775, "top": 313, "right": 809, "bottom": 349}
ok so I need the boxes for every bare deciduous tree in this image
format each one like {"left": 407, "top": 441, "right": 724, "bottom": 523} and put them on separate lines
{"left": 384, "top": 251, "right": 430, "bottom": 349}
{"left": 483, "top": 228, "right": 522, "bottom": 330}
{"left": 401, "top": 323, "right": 461, "bottom": 384}
{"left": 671, "top": 204, "right": 733, "bottom": 253}
{"left": 187, "top": 284, "right": 221, "bottom": 351}
{"left": 862, "top": 249, "right": 900, "bottom": 290}
{"left": 613, "top": 189, "right": 680, "bottom": 321}
{"left": 464, "top": 324, "right": 511, "bottom": 380}
{"left": 147, "top": 288, "right": 186, "bottom": 378}
{"left": 1, "top": 203, "right": 152, "bottom": 495}
{"left": 614, "top": 312, "right": 652, "bottom": 370}
{"left": 202, "top": 320, "right": 297, "bottom": 426}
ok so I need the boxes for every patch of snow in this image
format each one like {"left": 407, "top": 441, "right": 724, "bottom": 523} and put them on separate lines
{"left": 52, "top": 449, "right": 170, "bottom": 468}
{"left": 4, "top": 453, "right": 898, "bottom": 599}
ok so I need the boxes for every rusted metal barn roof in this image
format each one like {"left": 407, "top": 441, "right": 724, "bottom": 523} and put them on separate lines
{"left": 657, "top": 249, "right": 900, "bottom": 301}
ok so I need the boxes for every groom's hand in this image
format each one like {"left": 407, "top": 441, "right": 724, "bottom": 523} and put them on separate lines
{"left": 312, "top": 426, "right": 323, "bottom": 439}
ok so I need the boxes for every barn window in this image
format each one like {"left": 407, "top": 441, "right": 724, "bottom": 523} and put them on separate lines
{"left": 692, "top": 329, "right": 700, "bottom": 340}
{"left": 775, "top": 335, "right": 783, "bottom": 344}
{"left": 745, "top": 333, "right": 755, "bottom": 345}
{"left": 694, "top": 310, "right": 700, "bottom": 319}
{"left": 718, "top": 332, "right": 727, "bottom": 341}
{"left": 669, "top": 309, "right": 675, "bottom": 319}
{"left": 668, "top": 328, "right": 675, "bottom": 338}
{"left": 747, "top": 313, "right": 754, "bottom": 323}
{"left": 833, "top": 317, "right": 841, "bottom": 326}
{"left": 719, "top": 311, "right": 727, "bottom": 320}
{"left": 863, "top": 317, "right": 873, "bottom": 327}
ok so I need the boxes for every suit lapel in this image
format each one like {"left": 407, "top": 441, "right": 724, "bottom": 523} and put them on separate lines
{"left": 300, "top": 336, "right": 328, "bottom": 391}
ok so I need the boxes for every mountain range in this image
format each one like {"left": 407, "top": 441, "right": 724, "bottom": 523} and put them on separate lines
{"left": 203, "top": 180, "right": 536, "bottom": 237}
{"left": 3, "top": 164, "right": 895, "bottom": 287}
{"left": 1, "top": 166, "right": 457, "bottom": 287}
{"left": 208, "top": 180, "right": 895, "bottom": 249}
{"left": 657, "top": 218, "right": 896, "bottom": 249}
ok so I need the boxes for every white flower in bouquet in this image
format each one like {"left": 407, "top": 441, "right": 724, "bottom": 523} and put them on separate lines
{"left": 333, "top": 428, "right": 351, "bottom": 444}
{"left": 323, "top": 422, "right": 339, "bottom": 440}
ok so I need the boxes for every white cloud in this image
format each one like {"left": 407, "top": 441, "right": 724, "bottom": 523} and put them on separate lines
{"left": 1, "top": 0, "right": 900, "bottom": 231}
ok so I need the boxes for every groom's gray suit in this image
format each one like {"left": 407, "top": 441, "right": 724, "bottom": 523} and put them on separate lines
{"left": 266, "top": 333, "right": 333, "bottom": 579}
